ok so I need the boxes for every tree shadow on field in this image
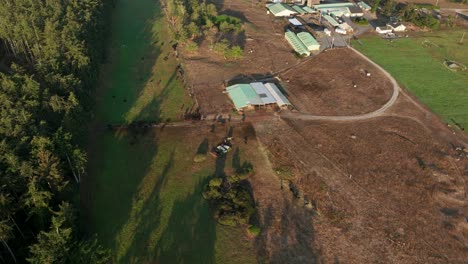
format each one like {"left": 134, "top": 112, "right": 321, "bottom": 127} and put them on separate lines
{"left": 232, "top": 147, "right": 241, "bottom": 171}
{"left": 115, "top": 150, "right": 174, "bottom": 263}
{"left": 100, "top": 69, "right": 177, "bottom": 257}
{"left": 216, "top": 26, "right": 247, "bottom": 49}
{"left": 96, "top": 0, "right": 168, "bottom": 124}
{"left": 148, "top": 137, "right": 232, "bottom": 263}
{"left": 126, "top": 68, "right": 178, "bottom": 123}
{"left": 215, "top": 151, "right": 228, "bottom": 178}
{"left": 85, "top": 127, "right": 161, "bottom": 255}
{"left": 256, "top": 201, "right": 321, "bottom": 264}
{"left": 86, "top": 0, "right": 168, "bottom": 231}
{"left": 220, "top": 9, "right": 250, "bottom": 24}
{"left": 153, "top": 177, "right": 217, "bottom": 264}
{"left": 112, "top": 127, "right": 235, "bottom": 262}
{"left": 196, "top": 138, "right": 210, "bottom": 155}
{"left": 226, "top": 73, "right": 277, "bottom": 86}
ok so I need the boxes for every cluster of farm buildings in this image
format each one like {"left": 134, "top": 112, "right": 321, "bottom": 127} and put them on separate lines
{"left": 267, "top": 1, "right": 370, "bottom": 17}
{"left": 265, "top": 0, "right": 407, "bottom": 56}
{"left": 223, "top": 0, "right": 409, "bottom": 111}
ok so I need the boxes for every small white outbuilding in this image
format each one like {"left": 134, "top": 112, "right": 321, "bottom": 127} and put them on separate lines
{"left": 376, "top": 26, "right": 392, "bottom": 34}
{"left": 388, "top": 22, "right": 406, "bottom": 32}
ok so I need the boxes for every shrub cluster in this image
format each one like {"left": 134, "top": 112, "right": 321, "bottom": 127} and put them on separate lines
{"left": 353, "top": 17, "right": 370, "bottom": 25}
{"left": 211, "top": 40, "right": 244, "bottom": 60}
{"left": 400, "top": 4, "right": 440, "bottom": 29}
{"left": 164, "top": 0, "right": 244, "bottom": 58}
{"left": 203, "top": 165, "right": 255, "bottom": 226}
{"left": 166, "top": 0, "right": 244, "bottom": 41}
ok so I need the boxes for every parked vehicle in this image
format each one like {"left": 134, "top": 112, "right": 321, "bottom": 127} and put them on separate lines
{"left": 211, "top": 137, "right": 234, "bottom": 157}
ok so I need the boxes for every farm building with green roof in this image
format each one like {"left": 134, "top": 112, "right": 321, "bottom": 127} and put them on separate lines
{"left": 285, "top": 31, "right": 310, "bottom": 57}
{"left": 323, "top": 15, "right": 340, "bottom": 27}
{"left": 314, "top": 3, "right": 363, "bottom": 17}
{"left": 266, "top": 3, "right": 297, "bottom": 17}
{"left": 226, "top": 82, "right": 291, "bottom": 111}
{"left": 226, "top": 84, "right": 263, "bottom": 110}
{"left": 303, "top": 6, "right": 317, "bottom": 13}
{"left": 314, "top": 2, "right": 355, "bottom": 9}
{"left": 297, "top": 32, "right": 320, "bottom": 51}
{"left": 292, "top": 5, "right": 306, "bottom": 14}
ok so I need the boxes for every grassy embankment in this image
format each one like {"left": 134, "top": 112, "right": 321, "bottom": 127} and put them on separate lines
{"left": 86, "top": 0, "right": 256, "bottom": 263}
{"left": 354, "top": 30, "right": 468, "bottom": 129}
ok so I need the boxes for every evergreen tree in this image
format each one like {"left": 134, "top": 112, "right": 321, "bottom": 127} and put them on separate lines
{"left": 0, "top": 0, "right": 111, "bottom": 261}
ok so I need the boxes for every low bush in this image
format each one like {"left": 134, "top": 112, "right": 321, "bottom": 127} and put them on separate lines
{"left": 248, "top": 225, "right": 261, "bottom": 236}
{"left": 225, "top": 46, "right": 243, "bottom": 59}
{"left": 185, "top": 41, "right": 199, "bottom": 53}
{"left": 193, "top": 153, "right": 206, "bottom": 162}
{"left": 212, "top": 40, "right": 229, "bottom": 54}
{"left": 353, "top": 17, "right": 369, "bottom": 25}
{"left": 214, "top": 15, "right": 243, "bottom": 33}
{"left": 212, "top": 40, "right": 244, "bottom": 60}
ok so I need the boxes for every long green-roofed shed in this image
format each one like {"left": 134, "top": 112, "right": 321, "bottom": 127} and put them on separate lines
{"left": 226, "top": 84, "right": 263, "bottom": 110}
{"left": 267, "top": 3, "right": 297, "bottom": 17}
{"left": 285, "top": 31, "right": 310, "bottom": 56}
{"left": 292, "top": 5, "right": 306, "bottom": 14}
{"left": 323, "top": 15, "right": 340, "bottom": 27}
{"left": 330, "top": 8, "right": 349, "bottom": 17}
{"left": 303, "top": 6, "right": 317, "bottom": 13}
{"left": 314, "top": 3, "right": 355, "bottom": 9}
{"left": 297, "top": 32, "right": 320, "bottom": 51}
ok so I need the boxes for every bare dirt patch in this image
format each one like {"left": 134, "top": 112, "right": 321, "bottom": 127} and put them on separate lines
{"left": 280, "top": 48, "right": 394, "bottom": 116}
{"left": 252, "top": 92, "right": 468, "bottom": 263}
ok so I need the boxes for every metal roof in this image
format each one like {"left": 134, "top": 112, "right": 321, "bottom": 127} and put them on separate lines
{"left": 303, "top": 6, "right": 316, "bottom": 13}
{"left": 315, "top": 3, "right": 358, "bottom": 16}
{"left": 314, "top": 3, "right": 355, "bottom": 9}
{"left": 288, "top": 18, "right": 303, "bottom": 26}
{"left": 292, "top": 5, "right": 306, "bottom": 14}
{"left": 267, "top": 3, "right": 297, "bottom": 16}
{"left": 226, "top": 82, "right": 291, "bottom": 109}
{"left": 389, "top": 22, "right": 405, "bottom": 28}
{"left": 323, "top": 15, "right": 340, "bottom": 27}
{"left": 226, "top": 84, "right": 263, "bottom": 109}
{"left": 339, "top": 22, "right": 353, "bottom": 31}
{"left": 285, "top": 31, "right": 310, "bottom": 56}
{"left": 297, "top": 32, "right": 320, "bottom": 51}
{"left": 264, "top": 83, "right": 291, "bottom": 107}
{"left": 330, "top": 9, "right": 349, "bottom": 17}
{"left": 250, "top": 82, "right": 276, "bottom": 105}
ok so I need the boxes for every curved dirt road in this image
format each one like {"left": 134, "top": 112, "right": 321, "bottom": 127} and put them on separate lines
{"left": 281, "top": 48, "right": 400, "bottom": 122}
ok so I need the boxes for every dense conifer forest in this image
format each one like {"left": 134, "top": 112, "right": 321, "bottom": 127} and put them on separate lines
{"left": 0, "top": 0, "right": 112, "bottom": 262}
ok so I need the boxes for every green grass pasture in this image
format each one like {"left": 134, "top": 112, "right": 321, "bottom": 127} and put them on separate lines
{"left": 354, "top": 30, "right": 468, "bottom": 129}
{"left": 95, "top": 0, "right": 192, "bottom": 124}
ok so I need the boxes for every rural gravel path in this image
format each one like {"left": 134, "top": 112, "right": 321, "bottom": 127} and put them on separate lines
{"left": 280, "top": 48, "right": 400, "bottom": 122}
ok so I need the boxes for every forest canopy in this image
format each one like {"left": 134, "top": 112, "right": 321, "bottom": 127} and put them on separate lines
{"left": 0, "top": 0, "right": 112, "bottom": 262}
